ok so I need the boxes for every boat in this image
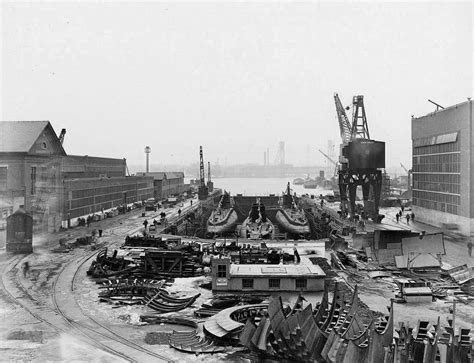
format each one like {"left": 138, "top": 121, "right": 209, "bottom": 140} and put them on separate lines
{"left": 242, "top": 199, "right": 274, "bottom": 239}
{"left": 292, "top": 177, "right": 305, "bottom": 185}
{"left": 303, "top": 177, "right": 318, "bottom": 189}
{"left": 206, "top": 191, "right": 238, "bottom": 236}
{"left": 275, "top": 182, "right": 310, "bottom": 237}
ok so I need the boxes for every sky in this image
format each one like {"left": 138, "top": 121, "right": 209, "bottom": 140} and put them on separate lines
{"left": 1, "top": 1, "right": 472, "bottom": 172}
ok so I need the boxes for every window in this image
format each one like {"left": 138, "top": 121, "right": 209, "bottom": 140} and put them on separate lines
{"left": 0, "top": 167, "right": 7, "bottom": 188}
{"left": 217, "top": 265, "right": 227, "bottom": 278}
{"left": 269, "top": 279, "right": 280, "bottom": 289}
{"left": 31, "top": 167, "right": 37, "bottom": 195}
{"left": 242, "top": 278, "right": 254, "bottom": 289}
{"left": 295, "top": 279, "right": 307, "bottom": 289}
{"left": 41, "top": 142, "right": 47, "bottom": 149}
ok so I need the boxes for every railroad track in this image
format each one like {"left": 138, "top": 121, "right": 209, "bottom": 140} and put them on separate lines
{"left": 52, "top": 249, "right": 172, "bottom": 362}
{"left": 1, "top": 246, "right": 172, "bottom": 362}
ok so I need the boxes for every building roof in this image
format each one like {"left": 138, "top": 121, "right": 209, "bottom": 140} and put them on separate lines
{"left": 137, "top": 171, "right": 184, "bottom": 180}
{"left": 230, "top": 257, "right": 325, "bottom": 278}
{"left": 0, "top": 121, "right": 66, "bottom": 155}
{"left": 413, "top": 99, "right": 471, "bottom": 120}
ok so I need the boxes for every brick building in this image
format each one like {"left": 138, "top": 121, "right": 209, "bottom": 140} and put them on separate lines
{"left": 0, "top": 121, "right": 154, "bottom": 231}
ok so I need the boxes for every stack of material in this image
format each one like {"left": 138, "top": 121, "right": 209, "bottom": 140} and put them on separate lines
{"left": 168, "top": 330, "right": 225, "bottom": 354}
{"left": 87, "top": 248, "right": 135, "bottom": 278}
{"left": 394, "top": 319, "right": 472, "bottom": 363}
{"left": 98, "top": 278, "right": 166, "bottom": 305}
{"left": 194, "top": 296, "right": 265, "bottom": 318}
{"left": 139, "top": 249, "right": 203, "bottom": 278}
{"left": 143, "top": 290, "right": 200, "bottom": 313}
{"left": 203, "top": 304, "right": 268, "bottom": 343}
{"left": 240, "top": 282, "right": 394, "bottom": 362}
{"left": 330, "top": 251, "right": 346, "bottom": 270}
{"left": 123, "top": 235, "right": 168, "bottom": 248}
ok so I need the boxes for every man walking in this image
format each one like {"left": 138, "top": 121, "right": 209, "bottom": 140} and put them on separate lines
{"left": 468, "top": 241, "right": 473, "bottom": 257}
{"left": 23, "top": 261, "right": 30, "bottom": 278}
{"left": 406, "top": 213, "right": 410, "bottom": 224}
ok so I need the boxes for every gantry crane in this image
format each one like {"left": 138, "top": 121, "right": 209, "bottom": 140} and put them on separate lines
{"left": 207, "top": 161, "right": 214, "bottom": 192}
{"left": 334, "top": 93, "right": 385, "bottom": 222}
{"left": 198, "top": 146, "right": 208, "bottom": 200}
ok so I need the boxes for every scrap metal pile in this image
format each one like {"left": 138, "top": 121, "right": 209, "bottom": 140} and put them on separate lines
{"left": 87, "top": 248, "right": 134, "bottom": 277}
{"left": 97, "top": 277, "right": 200, "bottom": 313}
{"left": 98, "top": 278, "right": 167, "bottom": 305}
{"left": 236, "top": 282, "right": 472, "bottom": 362}
{"left": 87, "top": 240, "right": 205, "bottom": 279}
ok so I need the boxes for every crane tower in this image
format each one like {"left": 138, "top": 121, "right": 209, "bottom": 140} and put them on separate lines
{"left": 334, "top": 93, "right": 385, "bottom": 222}
{"left": 198, "top": 146, "right": 208, "bottom": 200}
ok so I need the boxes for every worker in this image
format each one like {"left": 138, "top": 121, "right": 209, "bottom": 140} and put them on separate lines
{"left": 23, "top": 261, "right": 30, "bottom": 278}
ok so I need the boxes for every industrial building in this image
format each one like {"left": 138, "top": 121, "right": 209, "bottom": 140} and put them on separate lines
{"left": 0, "top": 121, "right": 155, "bottom": 232}
{"left": 411, "top": 99, "right": 473, "bottom": 236}
{"left": 211, "top": 256, "right": 326, "bottom": 293}
{"left": 136, "top": 172, "right": 187, "bottom": 200}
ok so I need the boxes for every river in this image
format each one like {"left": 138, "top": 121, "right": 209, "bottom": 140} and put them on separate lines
{"left": 187, "top": 177, "right": 334, "bottom": 197}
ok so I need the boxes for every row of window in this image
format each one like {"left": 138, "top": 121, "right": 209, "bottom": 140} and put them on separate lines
{"left": 413, "top": 141, "right": 460, "bottom": 156}
{"left": 413, "top": 152, "right": 460, "bottom": 165}
{"left": 71, "top": 182, "right": 152, "bottom": 199}
{"left": 413, "top": 173, "right": 460, "bottom": 184}
{"left": 412, "top": 163, "right": 460, "bottom": 173}
{"left": 413, "top": 198, "right": 459, "bottom": 215}
{"left": 70, "top": 188, "right": 154, "bottom": 209}
{"left": 68, "top": 193, "right": 154, "bottom": 218}
{"left": 412, "top": 181, "right": 460, "bottom": 195}
{"left": 413, "top": 190, "right": 460, "bottom": 205}
{"left": 0, "top": 167, "right": 7, "bottom": 188}
{"left": 241, "top": 278, "right": 307, "bottom": 289}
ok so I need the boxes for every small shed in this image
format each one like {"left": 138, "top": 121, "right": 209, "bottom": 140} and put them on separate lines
{"left": 6, "top": 208, "right": 33, "bottom": 253}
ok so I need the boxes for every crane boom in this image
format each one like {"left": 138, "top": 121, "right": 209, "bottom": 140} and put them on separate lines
{"left": 318, "top": 149, "right": 337, "bottom": 166}
{"left": 334, "top": 93, "right": 352, "bottom": 144}
{"left": 400, "top": 163, "right": 409, "bottom": 174}
{"left": 199, "top": 146, "right": 205, "bottom": 187}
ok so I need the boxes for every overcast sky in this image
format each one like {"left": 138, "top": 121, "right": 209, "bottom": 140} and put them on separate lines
{"left": 1, "top": 1, "right": 472, "bottom": 171}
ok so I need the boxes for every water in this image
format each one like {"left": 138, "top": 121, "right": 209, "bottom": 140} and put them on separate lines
{"left": 192, "top": 177, "right": 334, "bottom": 197}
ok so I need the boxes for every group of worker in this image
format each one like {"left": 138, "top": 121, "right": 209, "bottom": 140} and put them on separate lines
{"left": 395, "top": 207, "right": 415, "bottom": 225}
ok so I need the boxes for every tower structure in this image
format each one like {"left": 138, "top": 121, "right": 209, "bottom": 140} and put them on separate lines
{"left": 198, "top": 146, "right": 208, "bottom": 200}
{"left": 144, "top": 146, "right": 151, "bottom": 173}
{"left": 334, "top": 93, "right": 385, "bottom": 221}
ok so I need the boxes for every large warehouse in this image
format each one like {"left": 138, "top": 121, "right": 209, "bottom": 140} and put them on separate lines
{"left": 411, "top": 99, "right": 473, "bottom": 236}
{"left": 0, "top": 121, "right": 155, "bottom": 232}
